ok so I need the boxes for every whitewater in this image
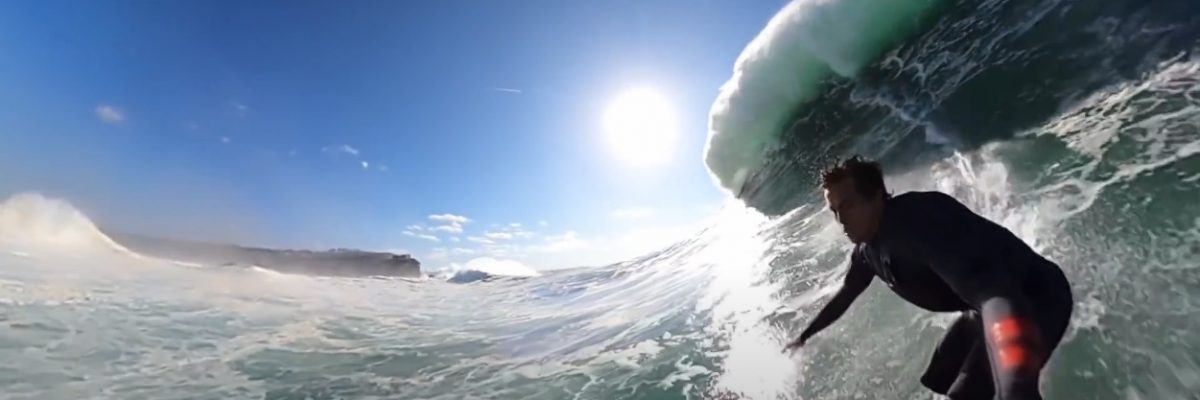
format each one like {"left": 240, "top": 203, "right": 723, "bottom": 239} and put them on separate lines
{"left": 3, "top": 0, "right": 1200, "bottom": 399}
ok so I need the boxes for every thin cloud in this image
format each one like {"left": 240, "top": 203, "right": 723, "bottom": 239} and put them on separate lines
{"left": 403, "top": 230, "right": 440, "bottom": 242}
{"left": 95, "top": 105, "right": 124, "bottom": 124}
{"left": 185, "top": 121, "right": 200, "bottom": 131}
{"left": 361, "top": 161, "right": 370, "bottom": 169}
{"left": 449, "top": 237, "right": 461, "bottom": 243}
{"left": 453, "top": 248, "right": 475, "bottom": 255}
{"left": 483, "top": 224, "right": 534, "bottom": 240}
{"left": 468, "top": 236, "right": 494, "bottom": 245}
{"left": 323, "top": 144, "right": 360, "bottom": 157}
{"left": 482, "top": 245, "right": 515, "bottom": 257}
{"left": 220, "top": 136, "right": 231, "bottom": 144}
{"left": 538, "top": 231, "right": 586, "bottom": 253}
{"left": 378, "top": 164, "right": 389, "bottom": 172}
{"left": 232, "top": 101, "right": 249, "bottom": 115}
{"left": 491, "top": 87, "right": 523, "bottom": 94}
{"left": 432, "top": 224, "right": 464, "bottom": 234}
{"left": 405, "top": 224, "right": 424, "bottom": 231}
{"left": 538, "top": 220, "right": 549, "bottom": 227}
{"left": 427, "top": 248, "right": 449, "bottom": 261}
{"left": 484, "top": 231, "right": 514, "bottom": 240}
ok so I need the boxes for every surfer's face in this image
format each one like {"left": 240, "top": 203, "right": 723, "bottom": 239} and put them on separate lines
{"left": 825, "top": 177, "right": 883, "bottom": 244}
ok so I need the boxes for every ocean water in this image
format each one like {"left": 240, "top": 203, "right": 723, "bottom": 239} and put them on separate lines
{"left": 3, "top": 0, "right": 1200, "bottom": 399}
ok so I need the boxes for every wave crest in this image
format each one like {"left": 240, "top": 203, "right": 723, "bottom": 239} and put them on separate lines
{"left": 704, "top": 0, "right": 941, "bottom": 196}
{"left": 444, "top": 257, "right": 541, "bottom": 283}
{"left": 0, "top": 192, "right": 133, "bottom": 254}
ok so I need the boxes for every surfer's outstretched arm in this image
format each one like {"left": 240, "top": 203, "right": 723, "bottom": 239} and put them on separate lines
{"left": 790, "top": 254, "right": 873, "bottom": 347}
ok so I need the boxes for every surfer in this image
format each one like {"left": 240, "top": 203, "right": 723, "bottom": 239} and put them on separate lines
{"left": 784, "top": 156, "right": 1073, "bottom": 400}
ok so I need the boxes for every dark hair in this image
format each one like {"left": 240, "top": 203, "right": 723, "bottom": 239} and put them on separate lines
{"left": 821, "top": 155, "right": 890, "bottom": 199}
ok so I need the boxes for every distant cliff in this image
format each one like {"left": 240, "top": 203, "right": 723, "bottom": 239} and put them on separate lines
{"left": 107, "top": 232, "right": 421, "bottom": 278}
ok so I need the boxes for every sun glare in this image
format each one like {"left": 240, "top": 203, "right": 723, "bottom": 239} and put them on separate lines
{"left": 603, "top": 88, "right": 678, "bottom": 167}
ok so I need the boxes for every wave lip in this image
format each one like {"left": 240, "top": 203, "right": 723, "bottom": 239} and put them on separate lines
{"left": 703, "top": 0, "right": 940, "bottom": 196}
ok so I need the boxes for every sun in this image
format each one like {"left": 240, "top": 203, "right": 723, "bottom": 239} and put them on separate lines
{"left": 603, "top": 88, "right": 678, "bottom": 167}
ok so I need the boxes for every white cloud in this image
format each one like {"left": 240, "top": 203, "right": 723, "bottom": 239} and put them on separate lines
{"left": 432, "top": 224, "right": 464, "bottom": 234}
{"left": 485, "top": 231, "right": 514, "bottom": 240}
{"left": 449, "top": 237, "right": 461, "bottom": 243}
{"left": 453, "top": 248, "right": 475, "bottom": 255}
{"left": 361, "top": 161, "right": 370, "bottom": 169}
{"left": 406, "top": 224, "right": 424, "bottom": 231}
{"left": 509, "top": 222, "right": 522, "bottom": 228}
{"left": 491, "top": 87, "right": 523, "bottom": 94}
{"left": 429, "top": 214, "right": 470, "bottom": 224}
{"left": 611, "top": 207, "right": 656, "bottom": 220}
{"left": 538, "top": 220, "right": 549, "bottom": 227}
{"left": 468, "top": 236, "right": 494, "bottom": 245}
{"left": 220, "top": 136, "right": 231, "bottom": 144}
{"left": 95, "top": 105, "right": 124, "bottom": 124}
{"left": 427, "top": 213, "right": 470, "bottom": 235}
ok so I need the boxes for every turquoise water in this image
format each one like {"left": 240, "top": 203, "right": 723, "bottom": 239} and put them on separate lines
{"left": 3, "top": 0, "right": 1200, "bottom": 398}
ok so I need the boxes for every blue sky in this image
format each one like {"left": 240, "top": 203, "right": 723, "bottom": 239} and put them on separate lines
{"left": 0, "top": 0, "right": 785, "bottom": 270}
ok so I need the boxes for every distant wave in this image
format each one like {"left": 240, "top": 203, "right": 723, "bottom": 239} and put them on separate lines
{"left": 443, "top": 257, "right": 540, "bottom": 284}
{"left": 0, "top": 192, "right": 138, "bottom": 256}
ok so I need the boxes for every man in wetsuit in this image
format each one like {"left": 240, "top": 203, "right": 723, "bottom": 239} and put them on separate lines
{"left": 783, "top": 156, "right": 1073, "bottom": 400}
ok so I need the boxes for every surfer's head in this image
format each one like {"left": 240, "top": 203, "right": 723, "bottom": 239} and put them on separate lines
{"left": 822, "top": 155, "right": 888, "bottom": 244}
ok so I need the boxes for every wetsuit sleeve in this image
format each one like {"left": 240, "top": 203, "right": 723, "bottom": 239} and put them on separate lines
{"left": 906, "top": 193, "right": 1045, "bottom": 399}
{"left": 799, "top": 252, "right": 873, "bottom": 343}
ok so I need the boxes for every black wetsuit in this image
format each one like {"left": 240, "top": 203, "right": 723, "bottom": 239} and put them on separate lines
{"left": 802, "top": 191, "right": 1073, "bottom": 400}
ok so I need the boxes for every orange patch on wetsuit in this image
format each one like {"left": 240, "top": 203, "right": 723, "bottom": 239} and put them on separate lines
{"left": 990, "top": 317, "right": 1040, "bottom": 369}
{"left": 997, "top": 344, "right": 1029, "bottom": 369}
